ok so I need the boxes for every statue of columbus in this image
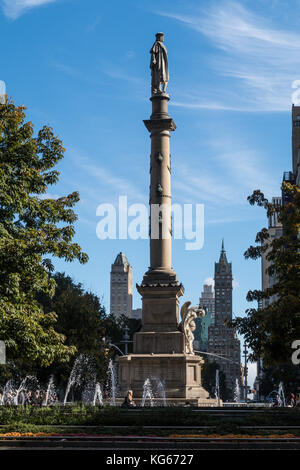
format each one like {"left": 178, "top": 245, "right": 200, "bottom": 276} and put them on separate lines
{"left": 150, "top": 32, "right": 169, "bottom": 95}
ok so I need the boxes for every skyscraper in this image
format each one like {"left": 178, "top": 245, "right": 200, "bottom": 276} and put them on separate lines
{"left": 110, "top": 252, "right": 142, "bottom": 320}
{"left": 208, "top": 241, "right": 241, "bottom": 398}
{"left": 292, "top": 104, "right": 300, "bottom": 183}
{"left": 261, "top": 197, "right": 283, "bottom": 308}
{"left": 199, "top": 284, "right": 215, "bottom": 321}
{"left": 194, "top": 284, "right": 215, "bottom": 352}
{"left": 110, "top": 252, "right": 133, "bottom": 318}
{"left": 254, "top": 203, "right": 282, "bottom": 400}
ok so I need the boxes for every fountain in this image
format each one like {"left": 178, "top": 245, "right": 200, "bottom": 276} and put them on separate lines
{"left": 278, "top": 381, "right": 286, "bottom": 407}
{"left": 141, "top": 378, "right": 154, "bottom": 407}
{"left": 234, "top": 378, "right": 241, "bottom": 403}
{"left": 152, "top": 377, "right": 167, "bottom": 406}
{"left": 82, "top": 377, "right": 96, "bottom": 404}
{"left": 93, "top": 383, "right": 103, "bottom": 406}
{"left": 64, "top": 354, "right": 91, "bottom": 405}
{"left": 14, "top": 376, "right": 39, "bottom": 405}
{"left": 44, "top": 375, "right": 57, "bottom": 406}
{"left": 1, "top": 376, "right": 41, "bottom": 405}
{"left": 0, "top": 355, "right": 109, "bottom": 407}
{"left": 0, "top": 379, "right": 15, "bottom": 405}
{"left": 0, "top": 356, "right": 108, "bottom": 407}
{"left": 81, "top": 376, "right": 103, "bottom": 406}
{"left": 107, "top": 359, "right": 117, "bottom": 406}
{"left": 215, "top": 369, "right": 220, "bottom": 406}
{"left": 140, "top": 378, "right": 166, "bottom": 407}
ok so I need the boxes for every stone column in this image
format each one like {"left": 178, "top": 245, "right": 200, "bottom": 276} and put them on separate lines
{"left": 134, "top": 86, "right": 184, "bottom": 350}
{"left": 143, "top": 93, "right": 176, "bottom": 280}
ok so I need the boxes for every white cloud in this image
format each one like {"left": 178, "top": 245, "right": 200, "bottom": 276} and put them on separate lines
{"left": 203, "top": 276, "right": 238, "bottom": 289}
{"left": 71, "top": 150, "right": 146, "bottom": 204}
{"left": 86, "top": 16, "right": 101, "bottom": 33}
{"left": 204, "top": 276, "right": 214, "bottom": 288}
{"left": 102, "top": 66, "right": 144, "bottom": 86}
{"left": 211, "top": 147, "right": 277, "bottom": 200}
{"left": 173, "top": 136, "right": 278, "bottom": 207}
{"left": 38, "top": 192, "right": 59, "bottom": 200}
{"left": 158, "top": 1, "right": 300, "bottom": 111}
{"left": 206, "top": 215, "right": 263, "bottom": 225}
{"left": 171, "top": 100, "right": 248, "bottom": 112}
{"left": 2, "top": 0, "right": 57, "bottom": 19}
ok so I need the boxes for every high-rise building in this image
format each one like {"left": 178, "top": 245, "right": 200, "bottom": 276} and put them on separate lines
{"left": 261, "top": 197, "right": 283, "bottom": 308}
{"left": 255, "top": 197, "right": 282, "bottom": 399}
{"left": 110, "top": 252, "right": 133, "bottom": 318}
{"left": 194, "top": 310, "right": 213, "bottom": 353}
{"left": 194, "top": 284, "right": 215, "bottom": 352}
{"left": 283, "top": 105, "right": 300, "bottom": 190}
{"left": 208, "top": 241, "right": 241, "bottom": 398}
{"left": 110, "top": 252, "right": 142, "bottom": 320}
{"left": 254, "top": 107, "right": 299, "bottom": 400}
{"left": 199, "top": 284, "right": 215, "bottom": 320}
{"left": 292, "top": 104, "right": 300, "bottom": 183}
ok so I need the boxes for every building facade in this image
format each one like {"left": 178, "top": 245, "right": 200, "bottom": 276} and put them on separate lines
{"left": 110, "top": 252, "right": 133, "bottom": 318}
{"left": 110, "top": 252, "right": 142, "bottom": 320}
{"left": 194, "top": 284, "right": 215, "bottom": 352}
{"left": 261, "top": 197, "right": 283, "bottom": 309}
{"left": 199, "top": 284, "right": 215, "bottom": 320}
{"left": 208, "top": 241, "right": 241, "bottom": 399}
{"left": 292, "top": 104, "right": 300, "bottom": 184}
{"left": 254, "top": 105, "right": 299, "bottom": 398}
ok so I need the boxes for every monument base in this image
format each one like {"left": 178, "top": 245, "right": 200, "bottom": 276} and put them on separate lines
{"left": 117, "top": 353, "right": 217, "bottom": 406}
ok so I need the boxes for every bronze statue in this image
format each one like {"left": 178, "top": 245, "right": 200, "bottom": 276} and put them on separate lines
{"left": 150, "top": 32, "right": 169, "bottom": 95}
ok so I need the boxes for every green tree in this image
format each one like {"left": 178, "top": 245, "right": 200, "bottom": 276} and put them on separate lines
{"left": 201, "top": 360, "right": 229, "bottom": 401}
{"left": 231, "top": 183, "right": 300, "bottom": 366}
{"left": 103, "top": 313, "right": 141, "bottom": 355}
{"left": 35, "top": 273, "right": 108, "bottom": 388}
{"left": 0, "top": 273, "right": 139, "bottom": 391}
{"left": 37, "top": 274, "right": 141, "bottom": 392}
{"left": 0, "top": 101, "right": 88, "bottom": 367}
{"left": 257, "top": 363, "right": 300, "bottom": 398}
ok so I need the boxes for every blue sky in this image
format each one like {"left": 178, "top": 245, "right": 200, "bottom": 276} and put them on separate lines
{"left": 2, "top": 0, "right": 299, "bottom": 384}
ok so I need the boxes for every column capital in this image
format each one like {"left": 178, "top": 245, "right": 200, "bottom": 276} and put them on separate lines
{"left": 143, "top": 118, "right": 176, "bottom": 133}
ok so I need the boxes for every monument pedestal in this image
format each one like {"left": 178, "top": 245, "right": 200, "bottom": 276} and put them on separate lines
{"left": 118, "top": 279, "right": 216, "bottom": 405}
{"left": 133, "top": 281, "right": 184, "bottom": 353}
{"left": 118, "top": 353, "right": 215, "bottom": 405}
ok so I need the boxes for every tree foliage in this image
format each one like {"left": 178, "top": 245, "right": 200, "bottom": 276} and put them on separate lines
{"left": 35, "top": 273, "right": 108, "bottom": 386}
{"left": 0, "top": 101, "right": 88, "bottom": 366}
{"left": 231, "top": 183, "right": 300, "bottom": 365}
{"left": 0, "top": 272, "right": 140, "bottom": 389}
{"left": 257, "top": 363, "right": 300, "bottom": 398}
{"left": 37, "top": 273, "right": 141, "bottom": 388}
{"left": 201, "top": 360, "right": 229, "bottom": 401}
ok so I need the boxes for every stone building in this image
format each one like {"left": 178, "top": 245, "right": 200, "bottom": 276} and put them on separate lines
{"left": 110, "top": 252, "right": 142, "bottom": 320}
{"left": 261, "top": 197, "right": 283, "bottom": 308}
{"left": 199, "top": 284, "right": 215, "bottom": 320}
{"left": 254, "top": 105, "right": 300, "bottom": 399}
{"left": 208, "top": 241, "right": 241, "bottom": 398}
{"left": 110, "top": 252, "right": 133, "bottom": 318}
{"left": 292, "top": 104, "right": 300, "bottom": 184}
{"left": 194, "top": 284, "right": 214, "bottom": 352}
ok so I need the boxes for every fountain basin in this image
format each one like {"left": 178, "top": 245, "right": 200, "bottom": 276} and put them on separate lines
{"left": 117, "top": 353, "right": 218, "bottom": 406}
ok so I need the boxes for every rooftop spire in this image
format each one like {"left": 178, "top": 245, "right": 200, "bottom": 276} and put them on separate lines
{"left": 113, "top": 252, "right": 129, "bottom": 267}
{"left": 219, "top": 239, "right": 228, "bottom": 263}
